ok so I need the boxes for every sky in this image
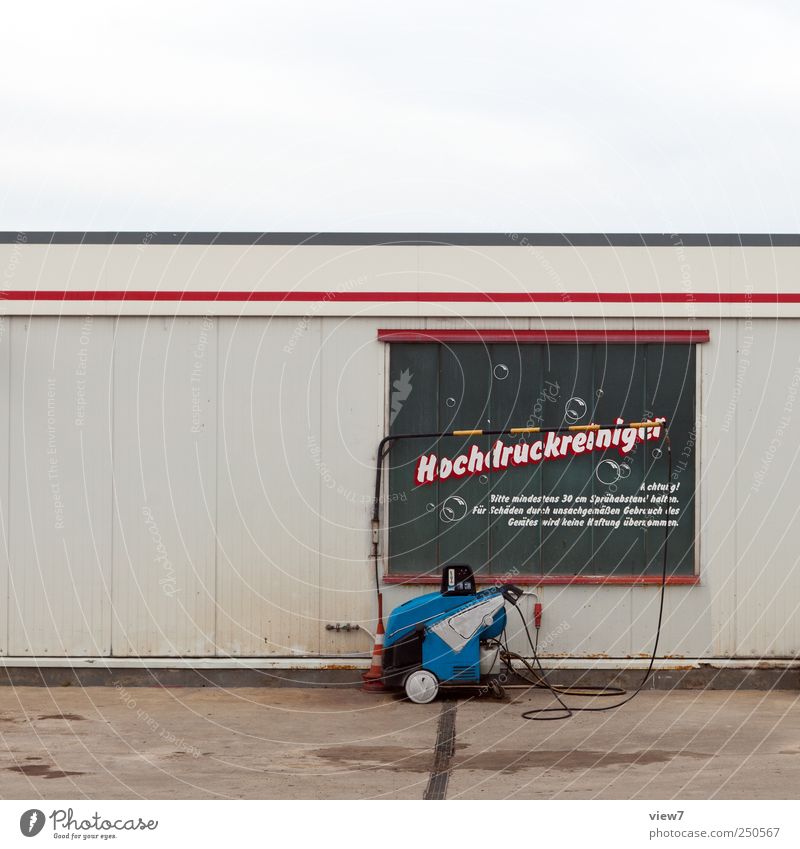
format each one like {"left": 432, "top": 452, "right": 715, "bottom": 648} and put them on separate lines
{"left": 0, "top": 1, "right": 798, "bottom": 233}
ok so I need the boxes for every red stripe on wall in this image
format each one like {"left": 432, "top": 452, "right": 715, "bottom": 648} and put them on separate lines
{"left": 0, "top": 290, "right": 798, "bottom": 304}
{"left": 377, "top": 329, "right": 710, "bottom": 343}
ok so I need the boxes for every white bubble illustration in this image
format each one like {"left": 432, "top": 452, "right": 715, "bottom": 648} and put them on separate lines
{"left": 479, "top": 474, "right": 489, "bottom": 485}
{"left": 445, "top": 397, "right": 456, "bottom": 408}
{"left": 652, "top": 448, "right": 663, "bottom": 459}
{"left": 618, "top": 462, "right": 631, "bottom": 479}
{"left": 493, "top": 363, "right": 510, "bottom": 380}
{"left": 596, "top": 458, "right": 622, "bottom": 486}
{"left": 596, "top": 388, "right": 604, "bottom": 398}
{"left": 425, "top": 502, "right": 435, "bottom": 513}
{"left": 565, "top": 396, "right": 587, "bottom": 423}
{"left": 440, "top": 495, "right": 468, "bottom": 523}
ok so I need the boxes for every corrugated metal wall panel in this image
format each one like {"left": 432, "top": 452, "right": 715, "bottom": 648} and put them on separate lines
{"left": 0, "top": 318, "right": 9, "bottom": 655}
{"left": 629, "top": 585, "right": 711, "bottom": 659}
{"left": 698, "top": 321, "right": 739, "bottom": 655}
{"left": 734, "top": 319, "right": 800, "bottom": 655}
{"left": 8, "top": 317, "right": 113, "bottom": 655}
{"left": 318, "top": 319, "right": 384, "bottom": 654}
{"left": 111, "top": 317, "right": 217, "bottom": 656}
{"left": 215, "top": 317, "right": 322, "bottom": 655}
{"left": 533, "top": 586, "right": 632, "bottom": 657}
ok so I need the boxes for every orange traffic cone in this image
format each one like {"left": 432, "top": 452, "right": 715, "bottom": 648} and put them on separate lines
{"left": 362, "top": 593, "right": 386, "bottom": 692}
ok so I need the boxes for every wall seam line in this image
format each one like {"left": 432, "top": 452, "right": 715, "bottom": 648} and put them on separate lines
{"left": 213, "top": 317, "right": 220, "bottom": 656}
{"left": 4, "top": 318, "right": 10, "bottom": 655}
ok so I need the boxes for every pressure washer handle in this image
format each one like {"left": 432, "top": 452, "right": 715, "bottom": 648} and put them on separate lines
{"left": 500, "top": 584, "right": 523, "bottom": 605}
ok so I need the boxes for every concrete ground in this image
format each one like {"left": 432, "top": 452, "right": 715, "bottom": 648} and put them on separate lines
{"left": 1, "top": 685, "right": 799, "bottom": 800}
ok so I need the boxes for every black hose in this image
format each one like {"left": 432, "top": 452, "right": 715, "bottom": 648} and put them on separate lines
{"left": 517, "top": 433, "right": 673, "bottom": 720}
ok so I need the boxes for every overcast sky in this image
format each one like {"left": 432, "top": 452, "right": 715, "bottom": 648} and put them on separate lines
{"left": 0, "top": 2, "right": 798, "bottom": 232}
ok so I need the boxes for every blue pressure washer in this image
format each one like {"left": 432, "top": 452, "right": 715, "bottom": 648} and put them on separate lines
{"left": 382, "top": 565, "right": 522, "bottom": 703}
{"left": 374, "top": 420, "right": 672, "bottom": 716}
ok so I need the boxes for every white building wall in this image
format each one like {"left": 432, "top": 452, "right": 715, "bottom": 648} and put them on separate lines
{"left": 215, "top": 317, "right": 323, "bottom": 656}
{"left": 7, "top": 317, "right": 113, "bottom": 656}
{"left": 0, "top": 238, "right": 799, "bottom": 661}
{"left": 111, "top": 317, "right": 218, "bottom": 657}
{"left": 732, "top": 319, "right": 800, "bottom": 655}
{"left": 0, "top": 318, "right": 10, "bottom": 656}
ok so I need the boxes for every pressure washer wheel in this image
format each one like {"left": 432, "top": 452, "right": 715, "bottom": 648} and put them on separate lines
{"left": 487, "top": 679, "right": 506, "bottom": 700}
{"left": 404, "top": 669, "right": 439, "bottom": 704}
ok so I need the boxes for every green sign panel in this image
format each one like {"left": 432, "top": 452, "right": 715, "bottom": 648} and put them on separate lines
{"left": 387, "top": 342, "right": 696, "bottom": 577}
